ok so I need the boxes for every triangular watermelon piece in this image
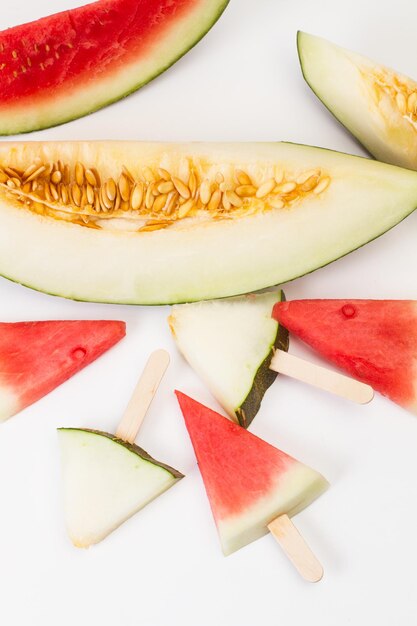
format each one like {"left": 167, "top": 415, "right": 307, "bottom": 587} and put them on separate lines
{"left": 273, "top": 299, "right": 417, "bottom": 413}
{"left": 0, "top": 320, "right": 126, "bottom": 421}
{"left": 175, "top": 391, "right": 328, "bottom": 555}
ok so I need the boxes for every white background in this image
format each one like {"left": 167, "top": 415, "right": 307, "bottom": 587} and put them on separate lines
{"left": 1, "top": 1, "right": 417, "bottom": 624}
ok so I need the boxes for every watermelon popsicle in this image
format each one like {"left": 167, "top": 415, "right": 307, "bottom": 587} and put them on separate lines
{"left": 0, "top": 320, "right": 126, "bottom": 421}
{"left": 58, "top": 350, "right": 184, "bottom": 548}
{"left": 273, "top": 299, "right": 417, "bottom": 415}
{"left": 176, "top": 391, "right": 328, "bottom": 582}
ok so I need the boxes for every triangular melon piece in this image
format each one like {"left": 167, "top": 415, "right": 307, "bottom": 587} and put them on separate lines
{"left": 0, "top": 320, "right": 126, "bottom": 421}
{"left": 273, "top": 299, "right": 417, "bottom": 414}
{"left": 169, "top": 291, "right": 288, "bottom": 427}
{"left": 175, "top": 392, "right": 328, "bottom": 555}
{"left": 298, "top": 31, "right": 417, "bottom": 170}
{"left": 58, "top": 428, "right": 183, "bottom": 548}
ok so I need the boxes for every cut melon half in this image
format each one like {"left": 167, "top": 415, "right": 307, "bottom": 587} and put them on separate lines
{"left": 0, "top": 320, "right": 125, "bottom": 421}
{"left": 58, "top": 428, "right": 183, "bottom": 548}
{"left": 298, "top": 31, "right": 417, "bottom": 170}
{"left": 169, "top": 290, "right": 288, "bottom": 427}
{"left": 0, "top": 0, "right": 229, "bottom": 134}
{"left": 176, "top": 392, "right": 328, "bottom": 555}
{"left": 1, "top": 141, "right": 417, "bottom": 304}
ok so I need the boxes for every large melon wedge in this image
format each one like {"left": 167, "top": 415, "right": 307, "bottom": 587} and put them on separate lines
{"left": 1, "top": 141, "right": 417, "bottom": 304}
{"left": 175, "top": 391, "right": 328, "bottom": 555}
{"left": 0, "top": 0, "right": 229, "bottom": 135}
{"left": 273, "top": 299, "right": 417, "bottom": 414}
{"left": 0, "top": 320, "right": 125, "bottom": 421}
{"left": 58, "top": 428, "right": 183, "bottom": 547}
{"left": 298, "top": 32, "right": 417, "bottom": 170}
{"left": 169, "top": 290, "right": 288, "bottom": 427}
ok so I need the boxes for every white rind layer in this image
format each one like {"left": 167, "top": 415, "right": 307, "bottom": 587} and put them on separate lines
{"left": 170, "top": 291, "right": 280, "bottom": 416}
{"left": 0, "top": 0, "right": 229, "bottom": 135}
{"left": 1, "top": 142, "right": 417, "bottom": 303}
{"left": 58, "top": 429, "right": 179, "bottom": 548}
{"left": 217, "top": 461, "right": 329, "bottom": 556}
{"left": 0, "top": 385, "right": 20, "bottom": 422}
{"left": 298, "top": 31, "right": 417, "bottom": 170}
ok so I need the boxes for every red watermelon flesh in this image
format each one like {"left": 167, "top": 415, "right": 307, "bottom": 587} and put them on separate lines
{"left": 175, "top": 391, "right": 328, "bottom": 555}
{"left": 0, "top": 0, "right": 229, "bottom": 134}
{"left": 0, "top": 320, "right": 125, "bottom": 421}
{"left": 273, "top": 299, "right": 417, "bottom": 413}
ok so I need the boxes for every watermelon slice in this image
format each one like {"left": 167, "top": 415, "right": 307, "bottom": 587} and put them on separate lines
{"left": 273, "top": 300, "right": 417, "bottom": 414}
{"left": 0, "top": 320, "right": 126, "bottom": 421}
{"left": 0, "top": 0, "right": 229, "bottom": 135}
{"left": 175, "top": 391, "right": 328, "bottom": 555}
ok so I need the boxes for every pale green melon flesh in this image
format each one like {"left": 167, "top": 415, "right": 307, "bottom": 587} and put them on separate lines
{"left": 169, "top": 290, "right": 288, "bottom": 427}
{"left": 0, "top": 0, "right": 229, "bottom": 135}
{"left": 58, "top": 428, "right": 183, "bottom": 548}
{"left": 298, "top": 31, "right": 417, "bottom": 170}
{"left": 1, "top": 141, "right": 417, "bottom": 304}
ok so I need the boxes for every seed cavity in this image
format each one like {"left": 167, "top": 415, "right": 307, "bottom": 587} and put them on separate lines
{"left": 373, "top": 70, "right": 417, "bottom": 128}
{"left": 0, "top": 158, "right": 331, "bottom": 232}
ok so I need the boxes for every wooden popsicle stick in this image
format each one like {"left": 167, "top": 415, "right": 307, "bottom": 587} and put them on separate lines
{"left": 270, "top": 349, "right": 374, "bottom": 404}
{"left": 268, "top": 514, "right": 323, "bottom": 583}
{"left": 115, "top": 349, "right": 170, "bottom": 443}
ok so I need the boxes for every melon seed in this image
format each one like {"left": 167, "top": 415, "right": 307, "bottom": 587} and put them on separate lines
{"left": 85, "top": 168, "right": 97, "bottom": 187}
{"left": 256, "top": 178, "right": 275, "bottom": 198}
{"left": 130, "top": 183, "right": 143, "bottom": 210}
{"left": 313, "top": 176, "right": 330, "bottom": 195}
{"left": 200, "top": 180, "right": 211, "bottom": 205}
{"left": 236, "top": 184, "right": 256, "bottom": 197}
{"left": 118, "top": 174, "right": 131, "bottom": 201}
{"left": 172, "top": 177, "right": 190, "bottom": 199}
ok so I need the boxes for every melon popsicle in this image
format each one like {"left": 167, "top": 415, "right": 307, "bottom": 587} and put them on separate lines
{"left": 273, "top": 299, "right": 417, "bottom": 414}
{"left": 175, "top": 391, "right": 328, "bottom": 579}
{"left": 58, "top": 350, "right": 184, "bottom": 548}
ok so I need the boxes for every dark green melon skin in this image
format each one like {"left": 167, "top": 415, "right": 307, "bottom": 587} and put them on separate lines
{"left": 58, "top": 427, "right": 184, "bottom": 480}
{"left": 235, "top": 292, "right": 289, "bottom": 429}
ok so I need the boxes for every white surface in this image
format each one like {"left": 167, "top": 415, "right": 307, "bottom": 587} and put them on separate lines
{"left": 0, "top": 1, "right": 417, "bottom": 624}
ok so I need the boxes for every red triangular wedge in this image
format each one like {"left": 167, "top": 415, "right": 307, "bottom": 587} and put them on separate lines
{"left": 273, "top": 299, "right": 417, "bottom": 414}
{"left": 175, "top": 391, "right": 328, "bottom": 555}
{"left": 0, "top": 320, "right": 126, "bottom": 421}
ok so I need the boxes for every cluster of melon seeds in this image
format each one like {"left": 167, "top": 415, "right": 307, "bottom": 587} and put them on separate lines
{"left": 0, "top": 159, "right": 331, "bottom": 231}
{"left": 372, "top": 70, "right": 417, "bottom": 126}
